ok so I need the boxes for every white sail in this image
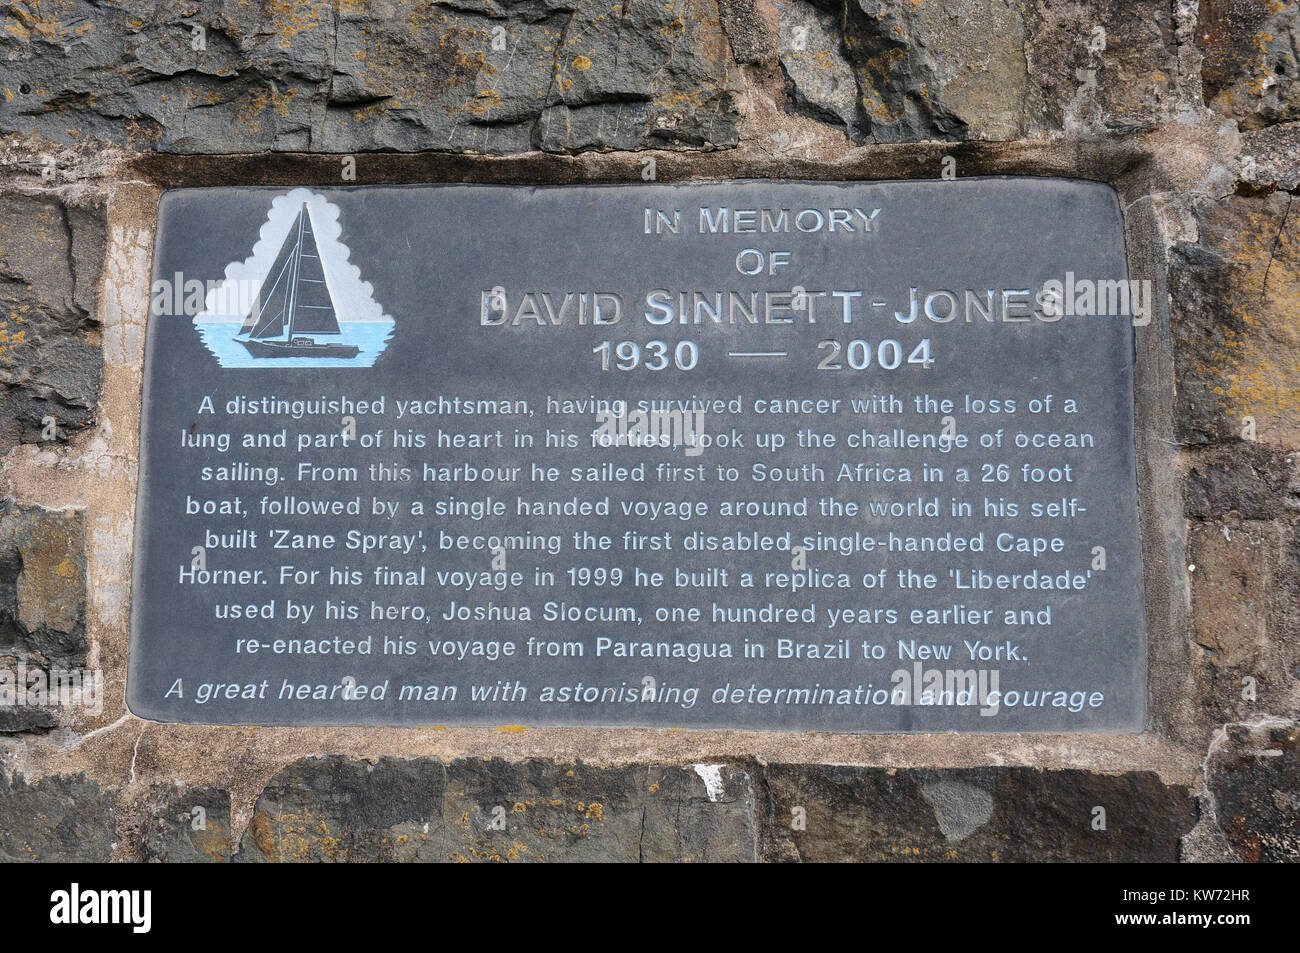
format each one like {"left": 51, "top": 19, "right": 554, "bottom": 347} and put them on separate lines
{"left": 240, "top": 204, "right": 340, "bottom": 340}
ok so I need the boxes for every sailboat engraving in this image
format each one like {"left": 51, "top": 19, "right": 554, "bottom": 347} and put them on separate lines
{"left": 237, "top": 203, "right": 361, "bottom": 359}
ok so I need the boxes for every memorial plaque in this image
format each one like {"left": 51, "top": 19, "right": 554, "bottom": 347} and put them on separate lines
{"left": 129, "top": 179, "right": 1146, "bottom": 731}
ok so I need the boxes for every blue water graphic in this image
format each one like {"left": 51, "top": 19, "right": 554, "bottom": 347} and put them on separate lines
{"left": 194, "top": 321, "right": 395, "bottom": 368}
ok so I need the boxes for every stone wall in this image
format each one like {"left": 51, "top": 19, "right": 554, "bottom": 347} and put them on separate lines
{"left": 0, "top": 0, "right": 1296, "bottom": 862}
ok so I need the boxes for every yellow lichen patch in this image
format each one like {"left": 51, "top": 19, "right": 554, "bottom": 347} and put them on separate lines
{"left": 860, "top": 89, "right": 903, "bottom": 125}
{"left": 496, "top": 725, "right": 528, "bottom": 732}
{"left": 251, "top": 810, "right": 330, "bottom": 861}
{"left": 0, "top": 316, "right": 30, "bottom": 364}
{"left": 234, "top": 84, "right": 299, "bottom": 134}
{"left": 572, "top": 54, "right": 591, "bottom": 71}
{"left": 465, "top": 88, "right": 502, "bottom": 115}
{"left": 436, "top": 27, "right": 494, "bottom": 92}
{"left": 264, "top": 0, "right": 333, "bottom": 50}
{"left": 352, "top": 99, "right": 389, "bottom": 123}
{"left": 1247, "top": 33, "right": 1279, "bottom": 97}
{"left": 247, "top": 811, "right": 277, "bottom": 859}
{"left": 653, "top": 88, "right": 710, "bottom": 111}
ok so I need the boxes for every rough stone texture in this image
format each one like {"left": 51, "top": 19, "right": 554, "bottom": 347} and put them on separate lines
{"left": 237, "top": 756, "right": 753, "bottom": 862}
{"left": 762, "top": 0, "right": 1194, "bottom": 143}
{"left": 718, "top": 0, "right": 776, "bottom": 64}
{"left": 760, "top": 765, "right": 1198, "bottom": 861}
{"left": 238, "top": 756, "right": 447, "bottom": 862}
{"left": 770, "top": 0, "right": 1028, "bottom": 142}
{"left": 1181, "top": 432, "right": 1300, "bottom": 738}
{"left": 0, "top": 706, "right": 56, "bottom": 732}
{"left": 0, "top": 0, "right": 1200, "bottom": 153}
{"left": 1025, "top": 0, "right": 1184, "bottom": 131}
{"left": 0, "top": 767, "right": 116, "bottom": 861}
{"left": 0, "top": 0, "right": 743, "bottom": 155}
{"left": 0, "top": 501, "right": 87, "bottom": 670}
{"left": 1189, "top": 520, "right": 1270, "bottom": 669}
{"left": 910, "top": 0, "right": 1029, "bottom": 140}
{"left": 1206, "top": 722, "right": 1300, "bottom": 862}
{"left": 1200, "top": 0, "right": 1300, "bottom": 129}
{"left": 142, "top": 784, "right": 232, "bottom": 862}
{"left": 773, "top": 0, "right": 863, "bottom": 134}
{"left": 1243, "top": 121, "right": 1300, "bottom": 191}
{"left": 443, "top": 758, "right": 753, "bottom": 862}
{"left": 0, "top": 191, "right": 104, "bottom": 448}
{"left": 1171, "top": 193, "right": 1300, "bottom": 448}
{"left": 1184, "top": 442, "right": 1294, "bottom": 521}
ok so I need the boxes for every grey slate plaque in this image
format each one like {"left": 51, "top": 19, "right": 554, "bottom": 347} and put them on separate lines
{"left": 129, "top": 179, "right": 1146, "bottom": 731}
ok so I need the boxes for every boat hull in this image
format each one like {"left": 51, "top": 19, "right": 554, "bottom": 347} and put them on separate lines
{"left": 238, "top": 338, "right": 360, "bottom": 359}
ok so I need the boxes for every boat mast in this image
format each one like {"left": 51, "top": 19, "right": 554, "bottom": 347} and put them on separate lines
{"left": 284, "top": 204, "right": 307, "bottom": 340}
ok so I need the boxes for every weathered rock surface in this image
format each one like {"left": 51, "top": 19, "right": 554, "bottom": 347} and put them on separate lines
{"left": 1184, "top": 442, "right": 1294, "bottom": 521}
{"left": 1205, "top": 722, "right": 1300, "bottom": 862}
{"left": 1024, "top": 0, "right": 1184, "bottom": 131}
{"left": 0, "top": 192, "right": 104, "bottom": 448}
{"left": 0, "top": 0, "right": 743, "bottom": 154}
{"left": 771, "top": 0, "right": 1030, "bottom": 142}
{"left": 0, "top": 502, "right": 87, "bottom": 669}
{"left": 0, "top": 706, "right": 56, "bottom": 732}
{"left": 1183, "top": 443, "right": 1300, "bottom": 723}
{"left": 0, "top": 767, "right": 116, "bottom": 861}
{"left": 1171, "top": 194, "right": 1300, "bottom": 448}
{"left": 143, "top": 784, "right": 231, "bottom": 862}
{"left": 1188, "top": 520, "right": 1270, "bottom": 669}
{"left": 765, "top": 0, "right": 1191, "bottom": 143}
{"left": 1243, "top": 120, "right": 1300, "bottom": 190}
{"left": 238, "top": 756, "right": 447, "bottom": 862}
{"left": 772, "top": 0, "right": 864, "bottom": 135}
{"left": 0, "top": 0, "right": 1204, "bottom": 152}
{"left": 717, "top": 0, "right": 776, "bottom": 65}
{"left": 760, "top": 765, "right": 1197, "bottom": 861}
{"left": 237, "top": 756, "right": 754, "bottom": 862}
{"left": 1201, "top": 0, "right": 1300, "bottom": 129}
